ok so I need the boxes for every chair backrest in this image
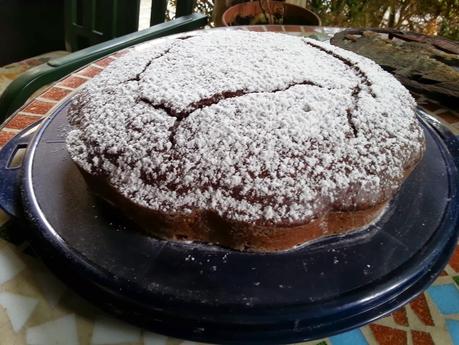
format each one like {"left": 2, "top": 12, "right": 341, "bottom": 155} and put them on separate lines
{"left": 0, "top": 13, "right": 208, "bottom": 123}
{"left": 64, "top": 0, "right": 141, "bottom": 52}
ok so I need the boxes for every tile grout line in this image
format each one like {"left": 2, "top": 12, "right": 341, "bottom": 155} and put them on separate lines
{"left": 72, "top": 74, "right": 92, "bottom": 80}
{"left": 15, "top": 111, "right": 48, "bottom": 117}
{"left": 34, "top": 97, "right": 59, "bottom": 104}
{"left": 90, "top": 63, "right": 105, "bottom": 70}
{"left": 1, "top": 127, "right": 21, "bottom": 133}
{"left": 53, "top": 85, "right": 75, "bottom": 91}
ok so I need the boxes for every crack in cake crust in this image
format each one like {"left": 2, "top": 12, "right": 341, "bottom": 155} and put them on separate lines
{"left": 304, "top": 40, "right": 375, "bottom": 96}
{"left": 66, "top": 31, "right": 425, "bottom": 231}
{"left": 127, "top": 45, "right": 173, "bottom": 83}
{"left": 304, "top": 40, "right": 377, "bottom": 138}
{"left": 127, "top": 36, "right": 196, "bottom": 83}
{"left": 139, "top": 80, "right": 323, "bottom": 146}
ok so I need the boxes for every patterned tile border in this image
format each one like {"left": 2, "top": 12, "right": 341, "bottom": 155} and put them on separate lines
{"left": 0, "top": 49, "right": 134, "bottom": 150}
{"left": 0, "top": 64, "right": 112, "bottom": 150}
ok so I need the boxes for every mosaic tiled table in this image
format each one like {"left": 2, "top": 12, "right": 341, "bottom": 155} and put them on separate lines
{"left": 1, "top": 26, "right": 459, "bottom": 345}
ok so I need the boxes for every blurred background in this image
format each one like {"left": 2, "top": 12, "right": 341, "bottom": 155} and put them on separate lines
{"left": 177, "top": 0, "right": 459, "bottom": 38}
{"left": 0, "top": 0, "right": 457, "bottom": 95}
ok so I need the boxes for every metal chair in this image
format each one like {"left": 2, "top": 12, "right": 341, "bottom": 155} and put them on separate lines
{"left": 64, "top": 0, "right": 142, "bottom": 52}
{"left": 65, "top": 0, "right": 199, "bottom": 50}
{"left": 0, "top": 13, "right": 207, "bottom": 123}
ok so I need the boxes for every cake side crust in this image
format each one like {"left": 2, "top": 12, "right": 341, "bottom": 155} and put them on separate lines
{"left": 80, "top": 167, "right": 407, "bottom": 252}
{"left": 66, "top": 30, "right": 426, "bottom": 252}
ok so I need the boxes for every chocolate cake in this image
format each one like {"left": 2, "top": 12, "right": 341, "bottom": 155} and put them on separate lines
{"left": 66, "top": 30, "right": 425, "bottom": 252}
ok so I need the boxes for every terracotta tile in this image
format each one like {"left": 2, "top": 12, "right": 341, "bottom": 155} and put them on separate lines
{"left": 58, "top": 76, "right": 87, "bottom": 89}
{"left": 411, "top": 330, "right": 434, "bottom": 345}
{"left": 21, "top": 100, "right": 54, "bottom": 115}
{"left": 420, "top": 102, "right": 443, "bottom": 113}
{"left": 450, "top": 245, "right": 459, "bottom": 273}
{"left": 284, "top": 25, "right": 302, "bottom": 32}
{"left": 410, "top": 293, "right": 434, "bottom": 326}
{"left": 76, "top": 66, "right": 103, "bottom": 78}
{"left": 302, "top": 26, "right": 315, "bottom": 33}
{"left": 6, "top": 115, "right": 42, "bottom": 130}
{"left": 247, "top": 26, "right": 266, "bottom": 32}
{"left": 265, "top": 25, "right": 284, "bottom": 32}
{"left": 40, "top": 87, "right": 72, "bottom": 102}
{"left": 95, "top": 56, "right": 116, "bottom": 68}
{"left": 370, "top": 324, "right": 407, "bottom": 345}
{"left": 393, "top": 307, "right": 409, "bottom": 326}
{"left": 0, "top": 131, "right": 16, "bottom": 147}
{"left": 112, "top": 49, "right": 130, "bottom": 58}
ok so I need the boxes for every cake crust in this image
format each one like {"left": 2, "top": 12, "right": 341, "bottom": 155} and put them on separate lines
{"left": 80, "top": 170, "right": 389, "bottom": 252}
{"left": 66, "top": 30, "right": 425, "bottom": 251}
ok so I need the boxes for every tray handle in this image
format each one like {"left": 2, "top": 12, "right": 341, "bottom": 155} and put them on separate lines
{"left": 0, "top": 120, "right": 42, "bottom": 217}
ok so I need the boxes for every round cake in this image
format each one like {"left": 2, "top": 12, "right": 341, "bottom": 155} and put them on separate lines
{"left": 66, "top": 30, "right": 425, "bottom": 252}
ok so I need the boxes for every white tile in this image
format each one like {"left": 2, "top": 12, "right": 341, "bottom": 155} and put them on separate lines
{"left": 0, "top": 292, "right": 39, "bottom": 332}
{"left": 26, "top": 314, "right": 79, "bottom": 345}
{"left": 91, "top": 316, "right": 141, "bottom": 344}
{"left": 139, "top": 0, "right": 152, "bottom": 30}
{"left": 0, "top": 247, "right": 26, "bottom": 285}
{"left": 143, "top": 332, "right": 168, "bottom": 345}
{"left": 32, "top": 267, "right": 66, "bottom": 307}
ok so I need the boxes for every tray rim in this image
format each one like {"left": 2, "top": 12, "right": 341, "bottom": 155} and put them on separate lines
{"left": 16, "top": 101, "right": 459, "bottom": 343}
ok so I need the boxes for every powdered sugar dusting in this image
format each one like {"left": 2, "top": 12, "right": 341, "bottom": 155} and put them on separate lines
{"left": 66, "top": 30, "right": 424, "bottom": 224}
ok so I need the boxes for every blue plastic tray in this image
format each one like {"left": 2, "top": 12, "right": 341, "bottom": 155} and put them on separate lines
{"left": 0, "top": 100, "right": 458, "bottom": 344}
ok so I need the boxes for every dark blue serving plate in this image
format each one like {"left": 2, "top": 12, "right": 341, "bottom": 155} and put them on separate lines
{"left": 0, "top": 100, "right": 458, "bottom": 344}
